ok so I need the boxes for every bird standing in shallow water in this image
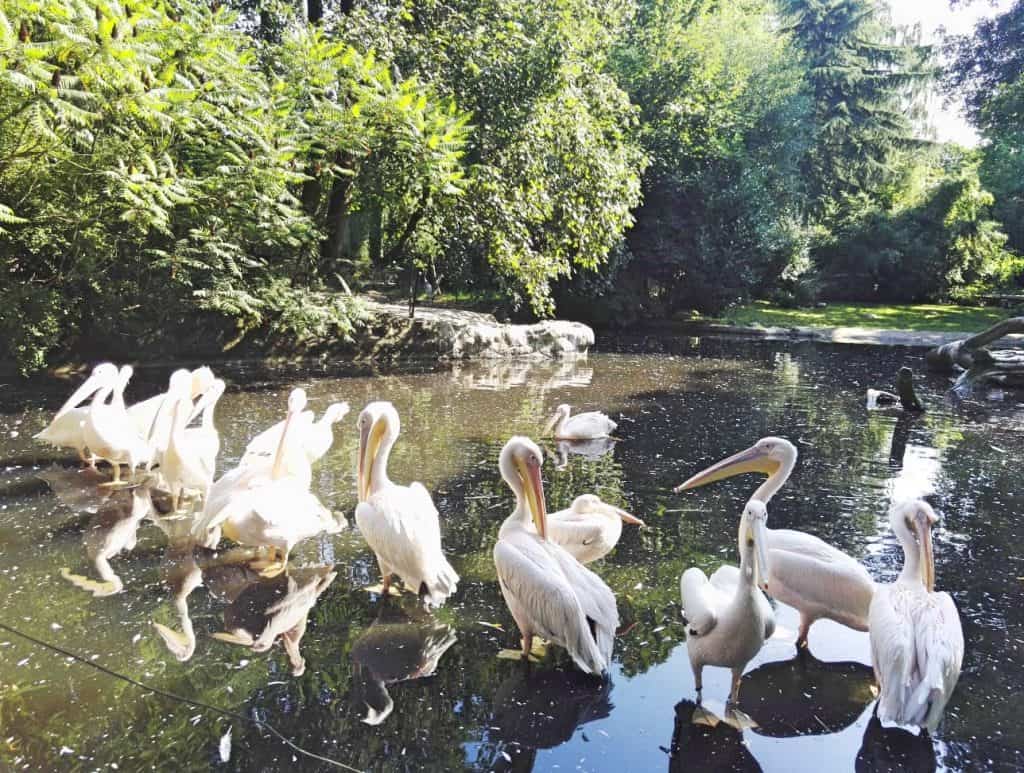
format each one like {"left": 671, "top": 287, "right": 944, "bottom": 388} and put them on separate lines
{"left": 869, "top": 500, "right": 963, "bottom": 733}
{"left": 492, "top": 436, "right": 618, "bottom": 675}
{"left": 355, "top": 401, "right": 459, "bottom": 605}
{"left": 681, "top": 499, "right": 774, "bottom": 708}
{"left": 676, "top": 436, "right": 875, "bottom": 648}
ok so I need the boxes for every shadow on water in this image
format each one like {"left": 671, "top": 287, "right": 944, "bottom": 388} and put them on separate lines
{"left": 1, "top": 339, "right": 1024, "bottom": 769}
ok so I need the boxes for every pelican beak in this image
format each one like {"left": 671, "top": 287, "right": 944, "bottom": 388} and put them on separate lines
{"left": 518, "top": 459, "right": 547, "bottom": 539}
{"left": 605, "top": 504, "right": 644, "bottom": 526}
{"left": 55, "top": 369, "right": 110, "bottom": 417}
{"left": 190, "top": 367, "right": 215, "bottom": 399}
{"left": 358, "top": 416, "right": 385, "bottom": 502}
{"left": 542, "top": 412, "right": 560, "bottom": 436}
{"left": 751, "top": 518, "right": 770, "bottom": 591}
{"left": 271, "top": 406, "right": 298, "bottom": 480}
{"left": 916, "top": 508, "right": 936, "bottom": 592}
{"left": 674, "top": 445, "right": 780, "bottom": 493}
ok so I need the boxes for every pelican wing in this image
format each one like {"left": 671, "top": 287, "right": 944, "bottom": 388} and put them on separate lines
{"left": 547, "top": 511, "right": 604, "bottom": 552}
{"left": 563, "top": 412, "right": 616, "bottom": 439}
{"left": 910, "top": 591, "right": 964, "bottom": 731}
{"left": 493, "top": 537, "right": 610, "bottom": 675}
{"left": 869, "top": 585, "right": 916, "bottom": 725}
{"left": 766, "top": 529, "right": 875, "bottom": 627}
{"left": 680, "top": 567, "right": 724, "bottom": 636}
{"left": 545, "top": 541, "right": 618, "bottom": 662}
{"left": 242, "top": 411, "right": 315, "bottom": 463}
{"left": 709, "top": 565, "right": 775, "bottom": 639}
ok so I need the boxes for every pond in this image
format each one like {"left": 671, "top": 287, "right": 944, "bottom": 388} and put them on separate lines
{"left": 1, "top": 335, "right": 1022, "bottom": 771}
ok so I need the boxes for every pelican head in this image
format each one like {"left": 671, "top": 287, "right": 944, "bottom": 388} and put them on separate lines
{"left": 190, "top": 366, "right": 215, "bottom": 399}
{"left": 543, "top": 404, "right": 571, "bottom": 436}
{"left": 571, "top": 494, "right": 644, "bottom": 526}
{"left": 499, "top": 436, "right": 547, "bottom": 539}
{"left": 357, "top": 401, "right": 400, "bottom": 502}
{"left": 740, "top": 499, "right": 770, "bottom": 590}
{"left": 191, "top": 378, "right": 225, "bottom": 418}
{"left": 54, "top": 362, "right": 120, "bottom": 417}
{"left": 892, "top": 499, "right": 938, "bottom": 592}
{"left": 674, "top": 436, "right": 797, "bottom": 493}
{"left": 322, "top": 402, "right": 350, "bottom": 425}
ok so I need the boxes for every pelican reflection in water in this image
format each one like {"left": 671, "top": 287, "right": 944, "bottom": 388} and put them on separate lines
{"left": 480, "top": 666, "right": 612, "bottom": 772}
{"left": 350, "top": 603, "right": 457, "bottom": 725}
{"left": 59, "top": 478, "right": 154, "bottom": 597}
{"left": 549, "top": 436, "right": 617, "bottom": 470}
{"left": 213, "top": 564, "right": 337, "bottom": 676}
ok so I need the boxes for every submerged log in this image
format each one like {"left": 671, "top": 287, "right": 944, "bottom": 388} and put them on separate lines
{"left": 925, "top": 316, "right": 1024, "bottom": 393}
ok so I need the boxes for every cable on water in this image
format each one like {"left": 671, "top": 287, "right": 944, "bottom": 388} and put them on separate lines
{"left": 0, "top": 620, "right": 362, "bottom": 772}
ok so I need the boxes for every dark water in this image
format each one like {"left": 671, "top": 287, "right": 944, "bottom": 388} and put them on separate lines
{"left": 1, "top": 336, "right": 1022, "bottom": 771}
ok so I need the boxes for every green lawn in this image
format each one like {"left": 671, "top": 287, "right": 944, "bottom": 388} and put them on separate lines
{"left": 713, "top": 301, "right": 1010, "bottom": 333}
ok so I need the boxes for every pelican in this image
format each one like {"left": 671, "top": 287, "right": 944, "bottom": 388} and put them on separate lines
{"left": 128, "top": 366, "right": 215, "bottom": 444}
{"left": 242, "top": 400, "right": 349, "bottom": 466}
{"left": 83, "top": 365, "right": 153, "bottom": 484}
{"left": 547, "top": 494, "right": 644, "bottom": 564}
{"left": 355, "top": 402, "right": 459, "bottom": 604}
{"left": 681, "top": 499, "right": 774, "bottom": 705}
{"left": 162, "top": 376, "right": 224, "bottom": 511}
{"left": 35, "top": 362, "right": 119, "bottom": 465}
{"left": 493, "top": 436, "right": 618, "bottom": 675}
{"left": 675, "top": 436, "right": 875, "bottom": 647}
{"left": 543, "top": 404, "right": 617, "bottom": 440}
{"left": 193, "top": 389, "right": 343, "bottom": 573}
{"left": 869, "top": 500, "right": 963, "bottom": 732}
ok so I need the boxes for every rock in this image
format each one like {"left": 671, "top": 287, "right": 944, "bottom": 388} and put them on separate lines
{"left": 360, "top": 302, "right": 593, "bottom": 361}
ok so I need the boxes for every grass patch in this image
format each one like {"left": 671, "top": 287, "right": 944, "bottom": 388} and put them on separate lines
{"left": 712, "top": 301, "right": 1011, "bottom": 333}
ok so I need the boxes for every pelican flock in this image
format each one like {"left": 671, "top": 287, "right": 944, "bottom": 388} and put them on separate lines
{"left": 34, "top": 365, "right": 969, "bottom": 738}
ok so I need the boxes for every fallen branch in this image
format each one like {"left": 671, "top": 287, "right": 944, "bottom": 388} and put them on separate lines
{"left": 925, "top": 316, "right": 1024, "bottom": 394}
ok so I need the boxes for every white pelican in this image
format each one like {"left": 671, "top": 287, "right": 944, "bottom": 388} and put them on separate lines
{"left": 680, "top": 499, "right": 774, "bottom": 705}
{"left": 128, "top": 366, "right": 215, "bottom": 445}
{"left": 493, "top": 436, "right": 618, "bottom": 675}
{"left": 193, "top": 389, "right": 342, "bottom": 573}
{"left": 870, "top": 500, "right": 963, "bottom": 732}
{"left": 35, "top": 362, "right": 119, "bottom": 465}
{"left": 543, "top": 404, "right": 617, "bottom": 440}
{"left": 163, "top": 376, "right": 224, "bottom": 511}
{"left": 355, "top": 402, "right": 459, "bottom": 604}
{"left": 242, "top": 400, "right": 349, "bottom": 466}
{"left": 547, "top": 494, "right": 644, "bottom": 564}
{"left": 83, "top": 365, "right": 153, "bottom": 484}
{"left": 675, "top": 436, "right": 875, "bottom": 647}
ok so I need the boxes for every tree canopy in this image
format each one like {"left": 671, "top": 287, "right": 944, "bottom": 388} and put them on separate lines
{"left": 0, "top": 0, "right": 1021, "bottom": 371}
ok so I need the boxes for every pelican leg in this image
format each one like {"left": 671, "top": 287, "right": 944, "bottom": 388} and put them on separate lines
{"left": 521, "top": 632, "right": 533, "bottom": 660}
{"left": 729, "top": 668, "right": 743, "bottom": 705}
{"left": 796, "top": 615, "right": 811, "bottom": 649}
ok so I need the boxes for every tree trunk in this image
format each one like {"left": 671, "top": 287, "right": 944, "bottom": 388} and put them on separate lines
{"left": 925, "top": 316, "right": 1024, "bottom": 393}
{"left": 322, "top": 155, "right": 355, "bottom": 266}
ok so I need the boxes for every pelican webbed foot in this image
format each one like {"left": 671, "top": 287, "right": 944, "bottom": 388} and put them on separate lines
{"left": 60, "top": 567, "right": 122, "bottom": 597}
{"left": 362, "top": 583, "right": 403, "bottom": 597}
{"left": 722, "top": 704, "right": 759, "bottom": 730}
{"left": 152, "top": 622, "right": 195, "bottom": 661}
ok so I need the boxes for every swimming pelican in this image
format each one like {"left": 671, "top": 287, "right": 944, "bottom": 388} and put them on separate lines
{"left": 543, "top": 404, "right": 617, "bottom": 440}
{"left": 35, "top": 362, "right": 119, "bottom": 465}
{"left": 680, "top": 499, "right": 774, "bottom": 705}
{"left": 193, "top": 389, "right": 342, "bottom": 573}
{"left": 128, "top": 366, "right": 215, "bottom": 444}
{"left": 355, "top": 402, "right": 459, "bottom": 605}
{"left": 493, "top": 436, "right": 618, "bottom": 675}
{"left": 547, "top": 494, "right": 644, "bottom": 564}
{"left": 163, "top": 376, "right": 224, "bottom": 511}
{"left": 870, "top": 500, "right": 963, "bottom": 732}
{"left": 675, "top": 436, "right": 875, "bottom": 647}
{"left": 83, "top": 365, "right": 153, "bottom": 484}
{"left": 242, "top": 400, "right": 349, "bottom": 466}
